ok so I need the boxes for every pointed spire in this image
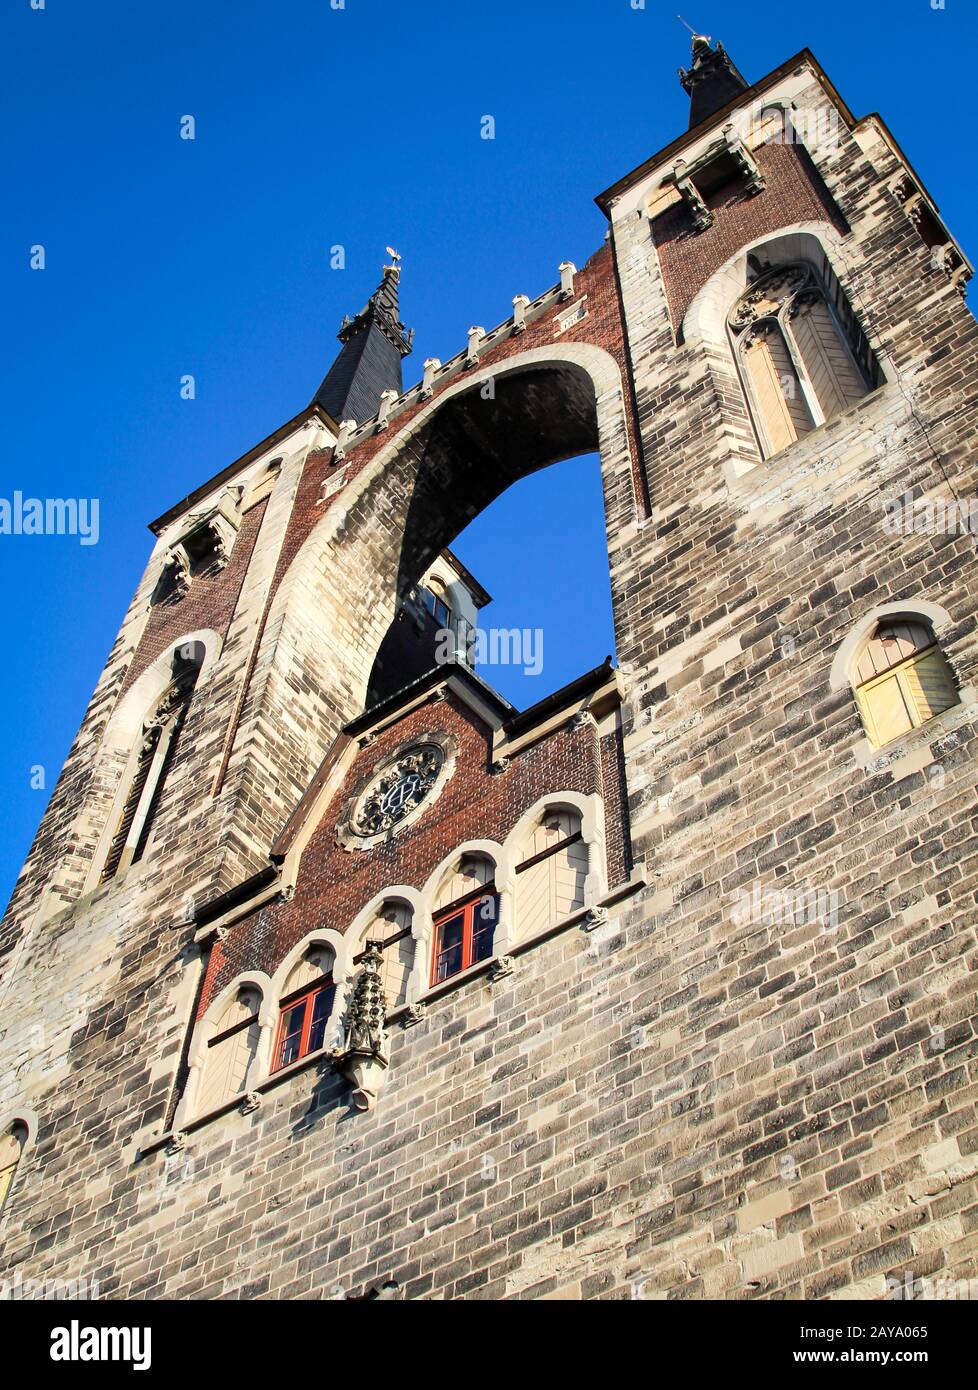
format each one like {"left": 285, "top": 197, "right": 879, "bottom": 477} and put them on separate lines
{"left": 678, "top": 35, "right": 749, "bottom": 130}
{"left": 312, "top": 257, "right": 414, "bottom": 426}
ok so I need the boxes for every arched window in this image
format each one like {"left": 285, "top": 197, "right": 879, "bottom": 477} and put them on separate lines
{"left": 516, "top": 808, "right": 588, "bottom": 937}
{"left": 356, "top": 902, "right": 414, "bottom": 1010}
{"left": 197, "top": 986, "right": 261, "bottom": 1114}
{"left": 0, "top": 1121, "right": 28, "bottom": 1217}
{"left": 272, "top": 946, "right": 335, "bottom": 1071}
{"left": 852, "top": 618, "right": 959, "bottom": 748}
{"left": 431, "top": 854, "right": 498, "bottom": 985}
{"left": 419, "top": 578, "right": 452, "bottom": 628}
{"left": 728, "top": 262, "right": 876, "bottom": 458}
{"left": 101, "top": 643, "right": 204, "bottom": 882}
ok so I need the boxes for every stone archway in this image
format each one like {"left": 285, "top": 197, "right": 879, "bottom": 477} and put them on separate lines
{"left": 221, "top": 344, "right": 636, "bottom": 876}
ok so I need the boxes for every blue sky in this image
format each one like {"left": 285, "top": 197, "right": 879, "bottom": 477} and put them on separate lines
{"left": 2, "top": 0, "right": 976, "bottom": 910}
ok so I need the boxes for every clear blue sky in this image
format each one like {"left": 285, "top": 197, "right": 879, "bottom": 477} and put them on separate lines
{"left": 2, "top": 0, "right": 975, "bottom": 911}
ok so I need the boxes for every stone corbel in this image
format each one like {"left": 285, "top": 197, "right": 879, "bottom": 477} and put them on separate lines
{"left": 581, "top": 906, "right": 609, "bottom": 932}
{"left": 376, "top": 388, "right": 399, "bottom": 431}
{"left": 572, "top": 709, "right": 597, "bottom": 732}
{"left": 558, "top": 262, "right": 577, "bottom": 301}
{"left": 490, "top": 756, "right": 511, "bottom": 776}
{"left": 722, "top": 123, "right": 765, "bottom": 195}
{"left": 333, "top": 419, "right": 359, "bottom": 461}
{"left": 421, "top": 358, "right": 441, "bottom": 399}
{"left": 402, "top": 1002, "right": 427, "bottom": 1028}
{"left": 167, "top": 1132, "right": 189, "bottom": 1155}
{"left": 240, "top": 1092, "right": 262, "bottom": 1115}
{"left": 465, "top": 326, "right": 485, "bottom": 366}
{"left": 488, "top": 955, "right": 516, "bottom": 983}
{"left": 512, "top": 294, "right": 530, "bottom": 333}
{"left": 672, "top": 159, "right": 713, "bottom": 233}
{"left": 161, "top": 546, "right": 191, "bottom": 599}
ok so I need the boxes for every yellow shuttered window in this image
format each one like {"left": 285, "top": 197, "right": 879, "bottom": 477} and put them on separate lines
{"left": 788, "top": 298, "right": 867, "bottom": 422}
{"left": 742, "top": 325, "right": 814, "bottom": 456}
{"left": 856, "top": 646, "right": 959, "bottom": 748}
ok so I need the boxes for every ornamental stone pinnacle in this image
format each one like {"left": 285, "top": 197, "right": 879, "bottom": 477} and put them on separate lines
{"left": 339, "top": 942, "right": 390, "bottom": 1111}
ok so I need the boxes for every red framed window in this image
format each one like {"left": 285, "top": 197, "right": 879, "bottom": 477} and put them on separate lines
{"left": 431, "top": 890, "right": 499, "bottom": 986}
{"left": 272, "top": 976, "right": 335, "bottom": 1071}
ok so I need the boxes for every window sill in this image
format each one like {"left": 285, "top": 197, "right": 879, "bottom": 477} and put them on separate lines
{"left": 848, "top": 687, "right": 977, "bottom": 773}
{"left": 726, "top": 381, "right": 893, "bottom": 495}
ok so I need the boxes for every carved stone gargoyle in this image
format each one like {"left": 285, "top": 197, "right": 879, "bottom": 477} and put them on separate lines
{"left": 338, "top": 941, "right": 390, "bottom": 1112}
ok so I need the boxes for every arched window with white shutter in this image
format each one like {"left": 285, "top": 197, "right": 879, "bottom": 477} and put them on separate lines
{"left": 197, "top": 985, "right": 262, "bottom": 1114}
{"left": 728, "top": 261, "right": 878, "bottom": 458}
{"left": 515, "top": 807, "right": 588, "bottom": 939}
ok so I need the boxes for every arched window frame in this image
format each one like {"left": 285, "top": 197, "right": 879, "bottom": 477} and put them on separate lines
{"left": 830, "top": 601, "right": 972, "bottom": 762}
{"left": 346, "top": 895, "right": 419, "bottom": 1013}
{"left": 87, "top": 632, "right": 220, "bottom": 892}
{"left": 268, "top": 931, "right": 347, "bottom": 1068}
{"left": 0, "top": 1108, "right": 38, "bottom": 1225}
{"left": 727, "top": 260, "right": 874, "bottom": 458}
{"left": 176, "top": 972, "right": 273, "bottom": 1126}
{"left": 506, "top": 792, "right": 607, "bottom": 945}
{"left": 514, "top": 805, "right": 589, "bottom": 939}
{"left": 271, "top": 950, "right": 337, "bottom": 1073}
{"left": 419, "top": 842, "right": 506, "bottom": 989}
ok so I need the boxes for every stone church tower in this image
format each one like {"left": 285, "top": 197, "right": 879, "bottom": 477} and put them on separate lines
{"left": 1, "top": 38, "right": 976, "bottom": 1301}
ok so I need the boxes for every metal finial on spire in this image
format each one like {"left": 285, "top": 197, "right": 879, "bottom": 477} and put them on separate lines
{"left": 677, "top": 15, "right": 710, "bottom": 43}
{"left": 385, "top": 246, "right": 402, "bottom": 265}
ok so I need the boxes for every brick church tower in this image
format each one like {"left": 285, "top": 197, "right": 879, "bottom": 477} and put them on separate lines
{"left": 2, "top": 37, "right": 977, "bottom": 1301}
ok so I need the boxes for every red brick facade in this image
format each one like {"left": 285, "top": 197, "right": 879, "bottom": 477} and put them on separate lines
{"left": 200, "top": 684, "right": 623, "bottom": 1015}
{"left": 652, "top": 140, "right": 849, "bottom": 335}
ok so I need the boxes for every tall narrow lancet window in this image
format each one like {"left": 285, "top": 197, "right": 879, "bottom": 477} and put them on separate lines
{"left": 728, "top": 262, "right": 877, "bottom": 458}
{"left": 101, "top": 643, "right": 204, "bottom": 882}
{"left": 0, "top": 1122, "right": 28, "bottom": 1217}
{"left": 852, "top": 619, "right": 959, "bottom": 748}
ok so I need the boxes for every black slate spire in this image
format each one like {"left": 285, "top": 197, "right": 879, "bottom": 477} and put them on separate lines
{"left": 678, "top": 35, "right": 749, "bottom": 130}
{"left": 312, "top": 259, "right": 414, "bottom": 424}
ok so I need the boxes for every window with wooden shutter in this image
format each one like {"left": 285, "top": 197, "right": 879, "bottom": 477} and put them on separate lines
{"left": 742, "top": 324, "right": 814, "bottom": 455}
{"left": 198, "top": 988, "right": 261, "bottom": 1113}
{"left": 355, "top": 903, "right": 414, "bottom": 1011}
{"left": 788, "top": 296, "right": 866, "bottom": 422}
{"left": 729, "top": 261, "right": 876, "bottom": 459}
{"left": 854, "top": 620, "right": 959, "bottom": 748}
{"left": 516, "top": 810, "right": 588, "bottom": 939}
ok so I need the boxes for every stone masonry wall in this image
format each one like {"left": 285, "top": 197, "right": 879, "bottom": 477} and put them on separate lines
{"left": 0, "top": 52, "right": 976, "bottom": 1301}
